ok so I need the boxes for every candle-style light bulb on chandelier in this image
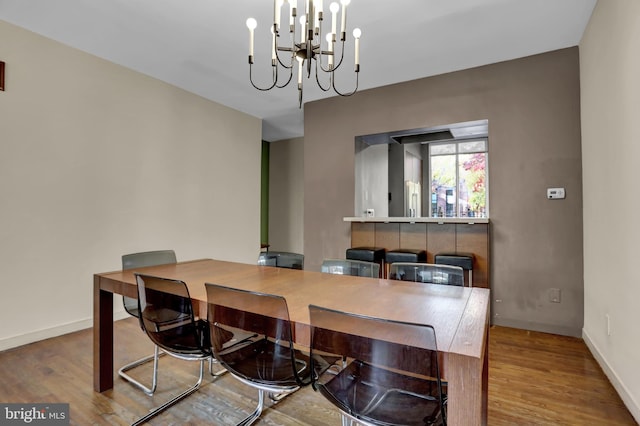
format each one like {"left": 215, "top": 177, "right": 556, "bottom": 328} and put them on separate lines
{"left": 246, "top": 0, "right": 361, "bottom": 108}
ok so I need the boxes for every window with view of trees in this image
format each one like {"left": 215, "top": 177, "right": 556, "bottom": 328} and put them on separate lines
{"left": 430, "top": 140, "right": 488, "bottom": 218}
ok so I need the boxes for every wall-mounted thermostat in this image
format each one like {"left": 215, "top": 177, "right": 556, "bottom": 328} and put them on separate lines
{"left": 547, "top": 187, "right": 566, "bottom": 199}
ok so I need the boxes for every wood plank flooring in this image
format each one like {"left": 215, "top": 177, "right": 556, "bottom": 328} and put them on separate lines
{"left": 0, "top": 319, "right": 635, "bottom": 425}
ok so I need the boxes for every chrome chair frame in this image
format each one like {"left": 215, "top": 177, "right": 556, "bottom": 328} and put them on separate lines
{"left": 206, "top": 282, "right": 319, "bottom": 426}
{"left": 118, "top": 250, "right": 177, "bottom": 395}
{"left": 131, "top": 274, "right": 225, "bottom": 425}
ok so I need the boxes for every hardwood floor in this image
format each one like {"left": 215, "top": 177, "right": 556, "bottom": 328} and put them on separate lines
{"left": 488, "top": 327, "right": 635, "bottom": 425}
{"left": 0, "top": 319, "right": 635, "bottom": 425}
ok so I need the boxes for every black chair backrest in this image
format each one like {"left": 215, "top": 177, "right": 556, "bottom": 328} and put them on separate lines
{"left": 205, "top": 283, "right": 305, "bottom": 386}
{"left": 321, "top": 259, "right": 380, "bottom": 278}
{"left": 257, "top": 251, "right": 304, "bottom": 270}
{"left": 123, "top": 250, "right": 177, "bottom": 270}
{"left": 309, "top": 304, "right": 445, "bottom": 424}
{"left": 135, "top": 273, "right": 207, "bottom": 355}
{"left": 389, "top": 262, "right": 464, "bottom": 286}
{"left": 122, "top": 250, "right": 177, "bottom": 316}
{"left": 309, "top": 304, "right": 440, "bottom": 378}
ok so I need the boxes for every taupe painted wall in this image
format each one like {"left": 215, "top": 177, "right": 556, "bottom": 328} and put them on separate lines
{"left": 269, "top": 137, "right": 304, "bottom": 254}
{"left": 304, "top": 47, "right": 584, "bottom": 336}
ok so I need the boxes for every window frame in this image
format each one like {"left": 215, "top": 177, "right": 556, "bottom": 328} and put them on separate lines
{"left": 428, "top": 138, "right": 489, "bottom": 218}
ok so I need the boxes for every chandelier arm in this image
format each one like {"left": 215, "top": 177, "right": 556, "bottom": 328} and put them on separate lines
{"left": 248, "top": 63, "right": 279, "bottom": 91}
{"left": 332, "top": 69, "right": 359, "bottom": 97}
{"left": 314, "top": 58, "right": 333, "bottom": 92}
{"left": 276, "top": 66, "right": 294, "bottom": 88}
{"left": 275, "top": 47, "right": 296, "bottom": 69}
{"left": 273, "top": 14, "right": 296, "bottom": 70}
{"left": 317, "top": 50, "right": 335, "bottom": 73}
{"left": 316, "top": 39, "right": 347, "bottom": 73}
{"left": 331, "top": 39, "right": 348, "bottom": 71}
{"left": 273, "top": 42, "right": 294, "bottom": 87}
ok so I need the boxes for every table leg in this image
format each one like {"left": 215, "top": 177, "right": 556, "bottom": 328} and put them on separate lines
{"left": 93, "top": 276, "right": 114, "bottom": 392}
{"left": 446, "top": 352, "right": 488, "bottom": 426}
{"left": 482, "top": 332, "right": 489, "bottom": 421}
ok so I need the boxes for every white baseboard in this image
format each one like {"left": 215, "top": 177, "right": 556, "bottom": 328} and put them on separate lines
{"left": 0, "top": 310, "right": 130, "bottom": 352}
{"left": 583, "top": 328, "right": 640, "bottom": 423}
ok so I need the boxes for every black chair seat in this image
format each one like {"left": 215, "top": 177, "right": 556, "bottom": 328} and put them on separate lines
{"left": 435, "top": 253, "right": 474, "bottom": 287}
{"left": 320, "top": 360, "right": 443, "bottom": 426}
{"left": 385, "top": 249, "right": 427, "bottom": 264}
{"left": 217, "top": 338, "right": 312, "bottom": 387}
{"left": 346, "top": 247, "right": 386, "bottom": 263}
{"left": 434, "top": 253, "right": 474, "bottom": 270}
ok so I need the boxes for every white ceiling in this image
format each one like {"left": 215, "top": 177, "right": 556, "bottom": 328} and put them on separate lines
{"left": 0, "top": 0, "right": 596, "bottom": 141}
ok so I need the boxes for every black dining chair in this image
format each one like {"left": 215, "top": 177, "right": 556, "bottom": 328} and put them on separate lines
{"left": 309, "top": 304, "right": 447, "bottom": 425}
{"left": 132, "top": 274, "right": 216, "bottom": 426}
{"left": 119, "top": 250, "right": 177, "bottom": 395}
{"left": 389, "top": 262, "right": 464, "bottom": 286}
{"left": 321, "top": 258, "right": 380, "bottom": 278}
{"left": 205, "top": 283, "right": 324, "bottom": 425}
{"left": 257, "top": 251, "right": 304, "bottom": 269}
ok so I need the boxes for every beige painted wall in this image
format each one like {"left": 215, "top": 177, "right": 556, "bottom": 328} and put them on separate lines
{"left": 0, "top": 21, "right": 262, "bottom": 349}
{"left": 304, "top": 48, "right": 584, "bottom": 336}
{"left": 268, "top": 137, "right": 304, "bottom": 254}
{"left": 580, "top": 0, "right": 640, "bottom": 420}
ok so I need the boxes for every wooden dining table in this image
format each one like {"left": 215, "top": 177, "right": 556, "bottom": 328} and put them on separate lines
{"left": 94, "top": 258, "right": 490, "bottom": 425}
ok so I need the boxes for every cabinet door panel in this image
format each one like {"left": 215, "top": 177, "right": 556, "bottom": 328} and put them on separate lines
{"left": 427, "top": 223, "right": 456, "bottom": 263}
{"left": 399, "top": 223, "right": 427, "bottom": 251}
{"left": 375, "top": 223, "right": 400, "bottom": 250}
{"left": 456, "top": 223, "right": 489, "bottom": 288}
{"left": 351, "top": 223, "right": 375, "bottom": 247}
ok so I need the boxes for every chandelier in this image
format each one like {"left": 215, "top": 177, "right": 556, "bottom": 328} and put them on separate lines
{"left": 246, "top": 0, "right": 361, "bottom": 107}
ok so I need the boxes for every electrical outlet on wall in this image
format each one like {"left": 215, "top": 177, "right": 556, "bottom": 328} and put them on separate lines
{"left": 494, "top": 299, "right": 502, "bottom": 318}
{"left": 549, "top": 288, "right": 561, "bottom": 303}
